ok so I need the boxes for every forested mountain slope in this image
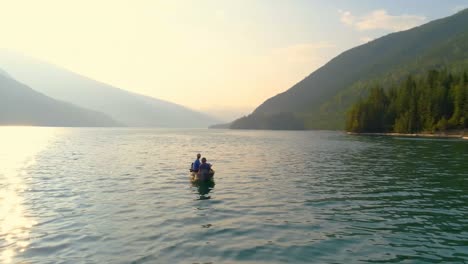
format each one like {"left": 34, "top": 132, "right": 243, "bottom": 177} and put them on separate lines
{"left": 346, "top": 70, "right": 468, "bottom": 133}
{"left": 231, "top": 9, "right": 468, "bottom": 130}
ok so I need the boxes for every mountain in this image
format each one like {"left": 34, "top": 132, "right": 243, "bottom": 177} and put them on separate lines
{"left": 0, "top": 68, "right": 11, "bottom": 78}
{"left": 0, "top": 52, "right": 220, "bottom": 128}
{"left": 0, "top": 71, "right": 120, "bottom": 126}
{"left": 231, "top": 9, "right": 468, "bottom": 130}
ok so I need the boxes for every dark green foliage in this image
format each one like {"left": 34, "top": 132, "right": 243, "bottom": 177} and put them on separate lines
{"left": 346, "top": 70, "right": 468, "bottom": 133}
{"left": 346, "top": 87, "right": 390, "bottom": 132}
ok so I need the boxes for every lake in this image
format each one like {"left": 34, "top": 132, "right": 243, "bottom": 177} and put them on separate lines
{"left": 1, "top": 127, "right": 467, "bottom": 263}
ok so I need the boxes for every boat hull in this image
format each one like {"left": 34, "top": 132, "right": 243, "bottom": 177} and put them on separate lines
{"left": 190, "top": 169, "right": 215, "bottom": 182}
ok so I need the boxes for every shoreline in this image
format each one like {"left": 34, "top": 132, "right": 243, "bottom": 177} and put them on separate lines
{"left": 347, "top": 132, "right": 467, "bottom": 139}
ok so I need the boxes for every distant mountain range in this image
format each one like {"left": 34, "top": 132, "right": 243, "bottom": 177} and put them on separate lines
{"left": 230, "top": 8, "right": 468, "bottom": 130}
{"left": 0, "top": 51, "right": 220, "bottom": 128}
{"left": 0, "top": 72, "right": 120, "bottom": 126}
{"left": 0, "top": 68, "right": 11, "bottom": 78}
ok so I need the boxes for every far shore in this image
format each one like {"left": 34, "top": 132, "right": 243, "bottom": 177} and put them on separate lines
{"left": 347, "top": 131, "right": 467, "bottom": 140}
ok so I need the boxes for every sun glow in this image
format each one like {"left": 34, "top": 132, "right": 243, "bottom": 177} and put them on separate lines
{"left": 0, "top": 127, "right": 59, "bottom": 263}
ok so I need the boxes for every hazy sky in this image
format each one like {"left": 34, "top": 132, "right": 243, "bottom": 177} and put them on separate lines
{"left": 1, "top": 0, "right": 467, "bottom": 120}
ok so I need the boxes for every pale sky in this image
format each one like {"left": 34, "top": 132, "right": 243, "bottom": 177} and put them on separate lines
{"left": 1, "top": 0, "right": 467, "bottom": 120}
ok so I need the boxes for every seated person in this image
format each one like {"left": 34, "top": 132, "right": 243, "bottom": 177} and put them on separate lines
{"left": 191, "top": 153, "right": 201, "bottom": 172}
{"left": 198, "top": 157, "right": 212, "bottom": 180}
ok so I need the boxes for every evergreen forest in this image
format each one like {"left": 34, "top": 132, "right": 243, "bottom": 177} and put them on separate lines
{"left": 346, "top": 69, "right": 468, "bottom": 133}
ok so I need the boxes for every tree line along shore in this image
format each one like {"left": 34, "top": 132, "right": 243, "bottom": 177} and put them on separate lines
{"left": 346, "top": 69, "right": 468, "bottom": 138}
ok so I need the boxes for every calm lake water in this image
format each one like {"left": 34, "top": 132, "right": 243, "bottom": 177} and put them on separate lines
{"left": 1, "top": 127, "right": 467, "bottom": 263}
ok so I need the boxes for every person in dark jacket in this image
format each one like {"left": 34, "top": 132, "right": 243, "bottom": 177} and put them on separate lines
{"left": 198, "top": 157, "right": 212, "bottom": 180}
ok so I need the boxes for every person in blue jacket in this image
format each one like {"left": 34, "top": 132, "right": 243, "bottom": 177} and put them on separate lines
{"left": 191, "top": 153, "right": 201, "bottom": 172}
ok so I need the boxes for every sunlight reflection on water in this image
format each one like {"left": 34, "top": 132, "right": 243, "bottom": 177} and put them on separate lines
{"left": 0, "top": 127, "right": 58, "bottom": 263}
{"left": 1, "top": 128, "right": 467, "bottom": 263}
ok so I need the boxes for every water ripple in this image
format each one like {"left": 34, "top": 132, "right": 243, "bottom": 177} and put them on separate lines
{"left": 1, "top": 128, "right": 467, "bottom": 263}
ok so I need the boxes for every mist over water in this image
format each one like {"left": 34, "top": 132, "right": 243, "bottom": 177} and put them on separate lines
{"left": 1, "top": 128, "right": 467, "bottom": 263}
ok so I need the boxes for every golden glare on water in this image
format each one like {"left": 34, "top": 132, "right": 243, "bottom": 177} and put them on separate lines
{"left": 0, "top": 127, "right": 59, "bottom": 263}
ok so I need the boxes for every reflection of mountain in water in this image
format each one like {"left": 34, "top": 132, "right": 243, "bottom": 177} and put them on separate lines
{"left": 191, "top": 181, "right": 215, "bottom": 200}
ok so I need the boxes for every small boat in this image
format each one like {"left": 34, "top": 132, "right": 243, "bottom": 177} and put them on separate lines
{"left": 191, "top": 178, "right": 215, "bottom": 198}
{"left": 190, "top": 169, "right": 215, "bottom": 182}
